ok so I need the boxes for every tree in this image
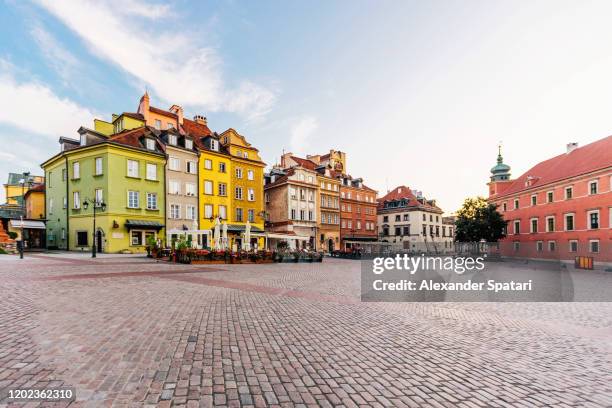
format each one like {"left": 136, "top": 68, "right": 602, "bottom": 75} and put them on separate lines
{"left": 455, "top": 197, "right": 507, "bottom": 242}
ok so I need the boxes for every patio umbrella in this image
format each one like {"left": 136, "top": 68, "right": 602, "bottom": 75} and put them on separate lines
{"left": 213, "top": 217, "right": 220, "bottom": 250}
{"left": 244, "top": 221, "right": 251, "bottom": 251}
{"left": 222, "top": 222, "right": 228, "bottom": 250}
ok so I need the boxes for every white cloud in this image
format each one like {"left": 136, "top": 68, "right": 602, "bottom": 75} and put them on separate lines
{"left": 30, "top": 25, "right": 80, "bottom": 85}
{"left": 0, "top": 62, "right": 97, "bottom": 138}
{"left": 289, "top": 116, "right": 318, "bottom": 154}
{"left": 34, "top": 0, "right": 277, "bottom": 120}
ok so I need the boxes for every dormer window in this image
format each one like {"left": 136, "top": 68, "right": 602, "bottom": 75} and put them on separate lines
{"left": 146, "top": 138, "right": 155, "bottom": 151}
{"left": 80, "top": 134, "right": 87, "bottom": 146}
{"left": 185, "top": 139, "right": 193, "bottom": 150}
{"left": 210, "top": 139, "right": 218, "bottom": 151}
{"left": 169, "top": 134, "right": 177, "bottom": 146}
{"left": 167, "top": 122, "right": 173, "bottom": 130}
{"left": 243, "top": 152, "right": 248, "bottom": 159}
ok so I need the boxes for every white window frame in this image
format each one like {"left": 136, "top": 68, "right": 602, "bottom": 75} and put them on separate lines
{"left": 127, "top": 160, "right": 139, "bottom": 178}
{"left": 530, "top": 218, "right": 538, "bottom": 233}
{"left": 169, "top": 180, "right": 180, "bottom": 195}
{"left": 589, "top": 180, "right": 598, "bottom": 195}
{"left": 564, "top": 213, "right": 575, "bottom": 231}
{"left": 247, "top": 170, "right": 254, "bottom": 180}
{"left": 95, "top": 188, "right": 103, "bottom": 206}
{"left": 236, "top": 168, "right": 243, "bottom": 179}
{"left": 545, "top": 216, "right": 555, "bottom": 232}
{"left": 218, "top": 183, "right": 227, "bottom": 196}
{"left": 73, "top": 162, "right": 80, "bottom": 179}
{"left": 73, "top": 191, "right": 80, "bottom": 209}
{"left": 187, "top": 161, "right": 197, "bottom": 174}
{"left": 247, "top": 188, "right": 255, "bottom": 201}
{"left": 235, "top": 187, "right": 243, "bottom": 200}
{"left": 146, "top": 138, "right": 155, "bottom": 151}
{"left": 146, "top": 193, "right": 157, "bottom": 210}
{"left": 204, "top": 180, "right": 213, "bottom": 195}
{"left": 587, "top": 210, "right": 599, "bottom": 230}
{"left": 127, "top": 190, "right": 139, "bottom": 208}
{"left": 219, "top": 205, "right": 227, "bottom": 220}
{"left": 186, "top": 205, "right": 196, "bottom": 220}
{"left": 589, "top": 239, "right": 600, "bottom": 253}
{"left": 568, "top": 240, "right": 578, "bottom": 253}
{"left": 186, "top": 183, "right": 196, "bottom": 196}
{"left": 204, "top": 204, "right": 213, "bottom": 219}
{"left": 170, "top": 204, "right": 181, "bottom": 219}
{"left": 95, "top": 157, "right": 103, "bottom": 176}
{"left": 185, "top": 139, "right": 193, "bottom": 150}
{"left": 169, "top": 157, "right": 180, "bottom": 171}
{"left": 204, "top": 159, "right": 212, "bottom": 170}
{"left": 146, "top": 163, "right": 157, "bottom": 181}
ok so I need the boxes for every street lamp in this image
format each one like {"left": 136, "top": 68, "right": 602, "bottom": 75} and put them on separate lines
{"left": 17, "top": 173, "right": 31, "bottom": 259}
{"left": 83, "top": 198, "right": 106, "bottom": 258}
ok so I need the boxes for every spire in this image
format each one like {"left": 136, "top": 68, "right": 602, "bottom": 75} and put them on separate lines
{"left": 490, "top": 142, "right": 511, "bottom": 182}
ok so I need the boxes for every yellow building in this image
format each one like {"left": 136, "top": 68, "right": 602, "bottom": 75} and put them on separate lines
{"left": 24, "top": 184, "right": 45, "bottom": 220}
{"left": 4, "top": 173, "right": 44, "bottom": 205}
{"left": 220, "top": 129, "right": 266, "bottom": 250}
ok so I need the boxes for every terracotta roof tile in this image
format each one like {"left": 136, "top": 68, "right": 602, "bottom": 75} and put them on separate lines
{"left": 183, "top": 118, "right": 213, "bottom": 138}
{"left": 497, "top": 135, "right": 612, "bottom": 197}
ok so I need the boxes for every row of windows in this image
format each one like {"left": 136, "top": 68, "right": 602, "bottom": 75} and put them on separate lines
{"left": 320, "top": 213, "right": 340, "bottom": 225}
{"left": 321, "top": 195, "right": 339, "bottom": 209}
{"left": 290, "top": 209, "right": 315, "bottom": 222}
{"left": 340, "top": 191, "right": 376, "bottom": 202}
{"left": 320, "top": 181, "right": 340, "bottom": 191}
{"left": 382, "top": 213, "right": 441, "bottom": 223}
{"left": 340, "top": 220, "right": 376, "bottom": 231}
{"left": 169, "top": 204, "right": 196, "bottom": 220}
{"left": 511, "top": 210, "right": 606, "bottom": 234}
{"left": 290, "top": 187, "right": 315, "bottom": 202}
{"left": 513, "top": 240, "right": 601, "bottom": 253}
{"left": 502, "top": 178, "right": 607, "bottom": 212}
{"left": 342, "top": 204, "right": 375, "bottom": 214}
{"left": 200, "top": 158, "right": 227, "bottom": 173}
{"left": 382, "top": 225, "right": 454, "bottom": 237}
{"left": 168, "top": 157, "right": 197, "bottom": 173}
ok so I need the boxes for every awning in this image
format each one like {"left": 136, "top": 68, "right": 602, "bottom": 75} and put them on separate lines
{"left": 225, "top": 224, "right": 264, "bottom": 233}
{"left": 266, "top": 232, "right": 310, "bottom": 241}
{"left": 9, "top": 220, "right": 46, "bottom": 229}
{"left": 125, "top": 220, "right": 164, "bottom": 230}
{"left": 343, "top": 236, "right": 378, "bottom": 242}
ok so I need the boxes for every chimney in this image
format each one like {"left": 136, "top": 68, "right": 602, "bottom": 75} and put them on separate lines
{"left": 280, "top": 152, "right": 293, "bottom": 168}
{"left": 566, "top": 142, "right": 578, "bottom": 154}
{"left": 169, "top": 105, "right": 184, "bottom": 125}
{"left": 193, "top": 115, "right": 207, "bottom": 126}
{"left": 138, "top": 91, "right": 150, "bottom": 120}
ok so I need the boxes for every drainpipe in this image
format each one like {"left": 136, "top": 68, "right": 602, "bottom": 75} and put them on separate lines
{"left": 65, "top": 155, "right": 70, "bottom": 250}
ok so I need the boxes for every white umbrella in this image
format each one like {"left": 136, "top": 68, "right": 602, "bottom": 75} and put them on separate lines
{"left": 244, "top": 220, "right": 252, "bottom": 251}
{"left": 213, "top": 217, "right": 220, "bottom": 250}
{"left": 222, "top": 222, "right": 228, "bottom": 250}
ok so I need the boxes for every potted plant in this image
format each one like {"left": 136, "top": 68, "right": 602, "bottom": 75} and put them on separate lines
{"left": 145, "top": 234, "right": 157, "bottom": 258}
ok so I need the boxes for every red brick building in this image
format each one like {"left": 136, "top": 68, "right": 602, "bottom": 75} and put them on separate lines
{"left": 488, "top": 137, "right": 611, "bottom": 263}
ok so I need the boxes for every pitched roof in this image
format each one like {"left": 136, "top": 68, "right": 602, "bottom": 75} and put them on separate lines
{"left": 378, "top": 185, "right": 442, "bottom": 212}
{"left": 149, "top": 106, "right": 177, "bottom": 119}
{"left": 290, "top": 156, "right": 317, "bottom": 170}
{"left": 121, "top": 112, "right": 145, "bottom": 121}
{"left": 108, "top": 126, "right": 163, "bottom": 152}
{"left": 183, "top": 118, "right": 213, "bottom": 138}
{"left": 496, "top": 135, "right": 612, "bottom": 197}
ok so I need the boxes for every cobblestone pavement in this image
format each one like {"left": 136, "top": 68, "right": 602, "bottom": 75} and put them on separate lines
{"left": 0, "top": 254, "right": 611, "bottom": 407}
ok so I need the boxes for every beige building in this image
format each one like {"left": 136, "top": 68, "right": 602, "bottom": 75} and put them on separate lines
{"left": 161, "top": 128, "right": 203, "bottom": 246}
{"left": 264, "top": 162, "right": 319, "bottom": 250}
{"left": 317, "top": 172, "right": 340, "bottom": 252}
{"left": 378, "top": 186, "right": 454, "bottom": 252}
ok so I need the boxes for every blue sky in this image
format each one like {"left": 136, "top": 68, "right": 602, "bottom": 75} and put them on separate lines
{"left": 2, "top": 0, "right": 612, "bottom": 212}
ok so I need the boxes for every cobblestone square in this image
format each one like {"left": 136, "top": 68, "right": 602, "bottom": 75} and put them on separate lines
{"left": 0, "top": 254, "right": 611, "bottom": 407}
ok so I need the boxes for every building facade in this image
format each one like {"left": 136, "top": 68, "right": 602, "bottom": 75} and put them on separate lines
{"left": 378, "top": 186, "right": 452, "bottom": 251}
{"left": 488, "top": 138, "right": 611, "bottom": 262}
{"left": 317, "top": 172, "right": 341, "bottom": 252}
{"left": 338, "top": 176, "right": 378, "bottom": 249}
{"left": 265, "top": 163, "right": 319, "bottom": 249}
{"left": 42, "top": 126, "right": 166, "bottom": 253}
{"left": 3, "top": 173, "right": 44, "bottom": 206}
{"left": 220, "top": 129, "right": 266, "bottom": 250}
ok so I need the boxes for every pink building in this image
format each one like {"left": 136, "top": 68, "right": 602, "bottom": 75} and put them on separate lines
{"left": 488, "top": 137, "right": 611, "bottom": 263}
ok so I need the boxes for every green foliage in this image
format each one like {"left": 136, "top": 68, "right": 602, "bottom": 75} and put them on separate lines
{"left": 455, "top": 196, "right": 507, "bottom": 242}
{"left": 7, "top": 232, "right": 17, "bottom": 240}
{"left": 0, "top": 247, "right": 7, "bottom": 255}
{"left": 145, "top": 234, "right": 157, "bottom": 249}
{"left": 176, "top": 235, "right": 189, "bottom": 251}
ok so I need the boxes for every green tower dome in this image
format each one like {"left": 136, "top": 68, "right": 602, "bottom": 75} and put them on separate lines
{"left": 490, "top": 145, "right": 511, "bottom": 181}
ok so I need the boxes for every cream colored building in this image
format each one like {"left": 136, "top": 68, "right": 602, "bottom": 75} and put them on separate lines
{"left": 161, "top": 128, "right": 204, "bottom": 246}
{"left": 378, "top": 186, "right": 454, "bottom": 252}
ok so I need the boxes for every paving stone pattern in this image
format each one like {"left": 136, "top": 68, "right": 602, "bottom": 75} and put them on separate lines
{"left": 0, "top": 254, "right": 611, "bottom": 407}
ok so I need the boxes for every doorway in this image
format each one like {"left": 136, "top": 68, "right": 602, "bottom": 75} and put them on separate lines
{"left": 96, "top": 230, "right": 103, "bottom": 253}
{"left": 328, "top": 239, "right": 334, "bottom": 253}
